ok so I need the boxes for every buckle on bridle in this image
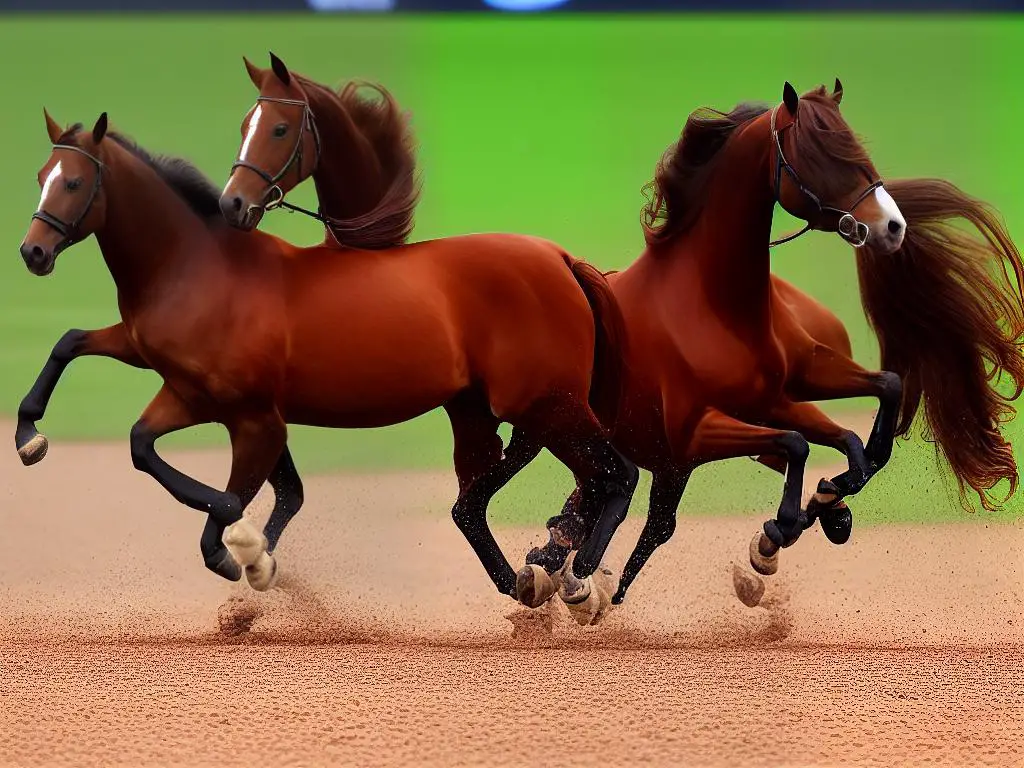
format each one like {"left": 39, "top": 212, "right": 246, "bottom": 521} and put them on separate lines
{"left": 837, "top": 213, "right": 868, "bottom": 247}
{"left": 263, "top": 185, "right": 285, "bottom": 211}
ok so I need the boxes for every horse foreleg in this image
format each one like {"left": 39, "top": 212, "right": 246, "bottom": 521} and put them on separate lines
{"left": 220, "top": 410, "right": 289, "bottom": 591}
{"left": 130, "top": 385, "right": 243, "bottom": 582}
{"left": 16, "top": 324, "right": 147, "bottom": 465}
{"left": 787, "top": 346, "right": 903, "bottom": 498}
{"left": 762, "top": 399, "right": 868, "bottom": 545}
{"left": 686, "top": 409, "right": 811, "bottom": 553}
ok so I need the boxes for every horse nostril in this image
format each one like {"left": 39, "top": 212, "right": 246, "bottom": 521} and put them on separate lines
{"left": 888, "top": 219, "right": 903, "bottom": 236}
{"left": 231, "top": 196, "right": 244, "bottom": 213}
{"left": 32, "top": 245, "right": 44, "bottom": 259}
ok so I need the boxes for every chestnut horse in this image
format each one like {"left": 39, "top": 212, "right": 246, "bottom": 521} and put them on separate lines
{"left": 492, "top": 81, "right": 1024, "bottom": 609}
{"left": 218, "top": 53, "right": 641, "bottom": 611}
{"left": 16, "top": 111, "right": 638, "bottom": 599}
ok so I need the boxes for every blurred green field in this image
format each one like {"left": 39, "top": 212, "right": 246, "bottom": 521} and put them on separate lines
{"left": 1, "top": 14, "right": 1022, "bottom": 525}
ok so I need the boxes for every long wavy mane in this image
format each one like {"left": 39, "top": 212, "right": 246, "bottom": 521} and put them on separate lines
{"left": 641, "top": 102, "right": 769, "bottom": 245}
{"left": 856, "top": 178, "right": 1024, "bottom": 510}
{"left": 295, "top": 74, "right": 420, "bottom": 250}
{"left": 642, "top": 87, "right": 872, "bottom": 246}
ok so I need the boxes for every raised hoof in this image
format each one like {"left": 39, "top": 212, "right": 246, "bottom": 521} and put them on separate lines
{"left": 206, "top": 549, "right": 243, "bottom": 582}
{"left": 749, "top": 532, "right": 779, "bottom": 576}
{"left": 732, "top": 563, "right": 766, "bottom": 608}
{"left": 17, "top": 433, "right": 49, "bottom": 466}
{"left": 245, "top": 551, "right": 279, "bottom": 592}
{"left": 515, "top": 564, "right": 557, "bottom": 609}
{"left": 820, "top": 502, "right": 853, "bottom": 545}
{"left": 223, "top": 519, "right": 268, "bottom": 569}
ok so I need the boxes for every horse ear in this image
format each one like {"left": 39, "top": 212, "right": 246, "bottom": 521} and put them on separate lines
{"left": 44, "top": 108, "right": 62, "bottom": 144}
{"left": 92, "top": 112, "right": 108, "bottom": 144}
{"left": 269, "top": 51, "right": 291, "bottom": 86}
{"left": 782, "top": 82, "right": 799, "bottom": 116}
{"left": 832, "top": 77, "right": 844, "bottom": 105}
{"left": 243, "top": 55, "right": 263, "bottom": 88}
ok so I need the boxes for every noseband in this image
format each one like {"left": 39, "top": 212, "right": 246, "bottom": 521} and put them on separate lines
{"left": 31, "top": 144, "right": 105, "bottom": 250}
{"left": 768, "top": 105, "right": 883, "bottom": 249}
{"left": 230, "top": 96, "right": 322, "bottom": 212}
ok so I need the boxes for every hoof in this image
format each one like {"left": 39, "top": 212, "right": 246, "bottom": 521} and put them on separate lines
{"left": 820, "top": 502, "right": 853, "bottom": 545}
{"left": 223, "top": 519, "right": 268, "bottom": 568}
{"left": 732, "top": 563, "right": 766, "bottom": 608}
{"left": 17, "top": 433, "right": 48, "bottom": 466}
{"left": 611, "top": 589, "right": 625, "bottom": 605}
{"left": 749, "top": 532, "right": 779, "bottom": 576}
{"left": 558, "top": 568, "right": 602, "bottom": 627}
{"left": 516, "top": 564, "right": 556, "bottom": 609}
{"left": 245, "top": 551, "right": 278, "bottom": 592}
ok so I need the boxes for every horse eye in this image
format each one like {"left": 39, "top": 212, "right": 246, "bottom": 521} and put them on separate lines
{"left": 273, "top": 124, "right": 288, "bottom": 138}
{"left": 66, "top": 178, "right": 83, "bottom": 192}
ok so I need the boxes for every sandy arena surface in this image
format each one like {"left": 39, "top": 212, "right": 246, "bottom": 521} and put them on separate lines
{"left": 1, "top": 422, "right": 1022, "bottom": 767}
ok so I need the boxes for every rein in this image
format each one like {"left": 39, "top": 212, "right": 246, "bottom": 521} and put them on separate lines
{"left": 767, "top": 104, "right": 882, "bottom": 249}
{"left": 32, "top": 144, "right": 105, "bottom": 250}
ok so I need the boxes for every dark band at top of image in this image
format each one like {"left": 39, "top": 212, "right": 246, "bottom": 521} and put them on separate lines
{"left": 2, "top": 0, "right": 1023, "bottom": 11}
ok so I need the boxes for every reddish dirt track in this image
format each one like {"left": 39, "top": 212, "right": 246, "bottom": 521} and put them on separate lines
{"left": 1, "top": 427, "right": 1022, "bottom": 767}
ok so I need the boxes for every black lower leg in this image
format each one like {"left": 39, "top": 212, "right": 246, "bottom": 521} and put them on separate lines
{"left": 200, "top": 516, "right": 241, "bottom": 581}
{"left": 130, "top": 421, "right": 242, "bottom": 526}
{"left": 612, "top": 470, "right": 688, "bottom": 604}
{"left": 452, "top": 429, "right": 542, "bottom": 596}
{"left": 524, "top": 489, "right": 585, "bottom": 573}
{"left": 16, "top": 330, "right": 86, "bottom": 449}
{"left": 571, "top": 447, "right": 640, "bottom": 579}
{"left": 763, "top": 430, "right": 810, "bottom": 548}
{"left": 863, "top": 371, "right": 902, "bottom": 470}
{"left": 262, "top": 447, "right": 305, "bottom": 553}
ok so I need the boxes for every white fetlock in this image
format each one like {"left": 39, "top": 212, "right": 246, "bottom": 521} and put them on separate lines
{"left": 245, "top": 550, "right": 278, "bottom": 592}
{"left": 222, "top": 519, "right": 267, "bottom": 569}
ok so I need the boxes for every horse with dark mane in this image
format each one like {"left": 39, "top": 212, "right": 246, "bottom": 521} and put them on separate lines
{"left": 16, "top": 110, "right": 639, "bottom": 606}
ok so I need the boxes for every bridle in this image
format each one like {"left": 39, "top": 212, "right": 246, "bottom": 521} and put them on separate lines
{"left": 230, "top": 95, "right": 322, "bottom": 213}
{"left": 768, "top": 104, "right": 883, "bottom": 249}
{"left": 31, "top": 144, "right": 105, "bottom": 251}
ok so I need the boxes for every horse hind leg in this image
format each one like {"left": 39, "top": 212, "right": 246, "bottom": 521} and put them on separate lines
{"left": 512, "top": 395, "right": 640, "bottom": 583}
{"left": 446, "top": 393, "right": 542, "bottom": 598}
{"left": 612, "top": 469, "right": 689, "bottom": 605}
{"left": 261, "top": 446, "right": 305, "bottom": 554}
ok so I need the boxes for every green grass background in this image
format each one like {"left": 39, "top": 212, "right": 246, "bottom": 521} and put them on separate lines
{"left": 1, "top": 14, "right": 1021, "bottom": 525}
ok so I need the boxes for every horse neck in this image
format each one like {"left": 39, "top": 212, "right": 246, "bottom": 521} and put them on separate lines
{"left": 95, "top": 147, "right": 212, "bottom": 307}
{"left": 307, "top": 87, "right": 385, "bottom": 223}
{"left": 665, "top": 113, "right": 777, "bottom": 325}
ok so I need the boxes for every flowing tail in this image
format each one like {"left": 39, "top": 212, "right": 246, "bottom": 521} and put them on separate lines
{"left": 856, "top": 178, "right": 1024, "bottom": 510}
{"left": 562, "top": 254, "right": 627, "bottom": 432}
